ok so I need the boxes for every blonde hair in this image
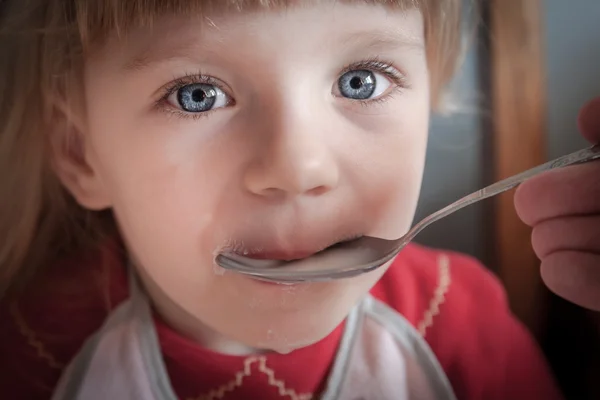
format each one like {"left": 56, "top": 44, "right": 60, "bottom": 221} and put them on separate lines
{"left": 0, "top": 0, "right": 463, "bottom": 296}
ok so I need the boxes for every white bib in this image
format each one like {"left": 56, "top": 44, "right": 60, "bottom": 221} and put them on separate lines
{"left": 52, "top": 272, "right": 456, "bottom": 400}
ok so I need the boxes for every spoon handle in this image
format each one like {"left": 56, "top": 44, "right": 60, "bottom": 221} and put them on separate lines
{"left": 403, "top": 144, "right": 600, "bottom": 245}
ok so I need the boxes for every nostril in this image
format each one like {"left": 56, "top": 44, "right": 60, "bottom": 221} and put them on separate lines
{"left": 257, "top": 187, "right": 286, "bottom": 198}
{"left": 256, "top": 185, "right": 328, "bottom": 198}
{"left": 306, "top": 185, "right": 330, "bottom": 196}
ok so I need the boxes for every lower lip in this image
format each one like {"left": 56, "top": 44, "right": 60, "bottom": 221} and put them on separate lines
{"left": 235, "top": 235, "right": 363, "bottom": 262}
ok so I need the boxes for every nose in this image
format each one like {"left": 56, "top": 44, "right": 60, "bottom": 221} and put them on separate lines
{"left": 243, "top": 116, "right": 340, "bottom": 198}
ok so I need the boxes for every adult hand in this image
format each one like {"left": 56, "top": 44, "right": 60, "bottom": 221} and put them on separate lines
{"left": 515, "top": 97, "right": 600, "bottom": 310}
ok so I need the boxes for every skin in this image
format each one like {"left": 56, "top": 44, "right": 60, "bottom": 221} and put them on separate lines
{"left": 515, "top": 97, "right": 600, "bottom": 311}
{"left": 54, "top": 3, "right": 431, "bottom": 354}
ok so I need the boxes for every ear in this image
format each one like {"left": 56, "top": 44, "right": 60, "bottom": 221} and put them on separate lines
{"left": 49, "top": 104, "right": 112, "bottom": 211}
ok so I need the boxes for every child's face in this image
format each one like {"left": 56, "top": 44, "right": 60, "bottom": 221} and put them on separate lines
{"left": 72, "top": 3, "right": 429, "bottom": 352}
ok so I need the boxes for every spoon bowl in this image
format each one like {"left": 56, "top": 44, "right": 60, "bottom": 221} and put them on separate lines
{"left": 216, "top": 144, "right": 600, "bottom": 283}
{"left": 216, "top": 236, "right": 401, "bottom": 283}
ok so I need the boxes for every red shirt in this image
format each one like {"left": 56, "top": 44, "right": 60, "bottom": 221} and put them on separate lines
{"left": 0, "top": 241, "right": 563, "bottom": 399}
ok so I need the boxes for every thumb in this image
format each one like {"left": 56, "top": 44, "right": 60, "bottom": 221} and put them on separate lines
{"left": 577, "top": 97, "right": 600, "bottom": 144}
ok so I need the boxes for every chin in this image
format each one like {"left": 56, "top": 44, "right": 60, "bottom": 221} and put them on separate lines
{"left": 233, "top": 284, "right": 362, "bottom": 353}
{"left": 202, "top": 266, "right": 386, "bottom": 354}
{"left": 252, "top": 309, "right": 348, "bottom": 354}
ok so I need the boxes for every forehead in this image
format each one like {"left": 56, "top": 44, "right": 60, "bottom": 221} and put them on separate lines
{"left": 83, "top": 1, "right": 426, "bottom": 73}
{"left": 78, "top": 0, "right": 424, "bottom": 46}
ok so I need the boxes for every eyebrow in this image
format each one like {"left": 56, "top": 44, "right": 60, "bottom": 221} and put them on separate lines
{"left": 340, "top": 30, "right": 425, "bottom": 53}
{"left": 123, "top": 29, "right": 424, "bottom": 72}
{"left": 124, "top": 41, "right": 211, "bottom": 72}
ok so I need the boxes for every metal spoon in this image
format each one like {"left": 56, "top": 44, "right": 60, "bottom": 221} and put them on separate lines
{"left": 216, "top": 144, "right": 600, "bottom": 283}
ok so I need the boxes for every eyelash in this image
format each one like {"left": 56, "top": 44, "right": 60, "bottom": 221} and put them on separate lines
{"left": 155, "top": 74, "right": 232, "bottom": 120}
{"left": 338, "top": 57, "right": 408, "bottom": 107}
{"left": 154, "top": 58, "right": 407, "bottom": 118}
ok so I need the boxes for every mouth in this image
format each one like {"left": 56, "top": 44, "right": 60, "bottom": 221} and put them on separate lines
{"left": 228, "top": 235, "right": 363, "bottom": 262}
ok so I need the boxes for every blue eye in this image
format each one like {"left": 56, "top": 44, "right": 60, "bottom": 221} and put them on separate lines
{"left": 170, "top": 83, "right": 229, "bottom": 113}
{"left": 337, "top": 69, "right": 391, "bottom": 100}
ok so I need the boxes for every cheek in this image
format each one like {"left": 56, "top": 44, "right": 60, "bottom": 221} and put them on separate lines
{"left": 370, "top": 133, "right": 427, "bottom": 238}
{"left": 345, "top": 101, "right": 429, "bottom": 239}
{"left": 84, "top": 109, "right": 253, "bottom": 292}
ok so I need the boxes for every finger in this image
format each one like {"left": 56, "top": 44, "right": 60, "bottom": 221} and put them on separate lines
{"left": 531, "top": 215, "right": 600, "bottom": 259}
{"left": 514, "top": 161, "right": 600, "bottom": 226}
{"left": 541, "top": 251, "right": 600, "bottom": 312}
{"left": 578, "top": 97, "right": 600, "bottom": 144}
